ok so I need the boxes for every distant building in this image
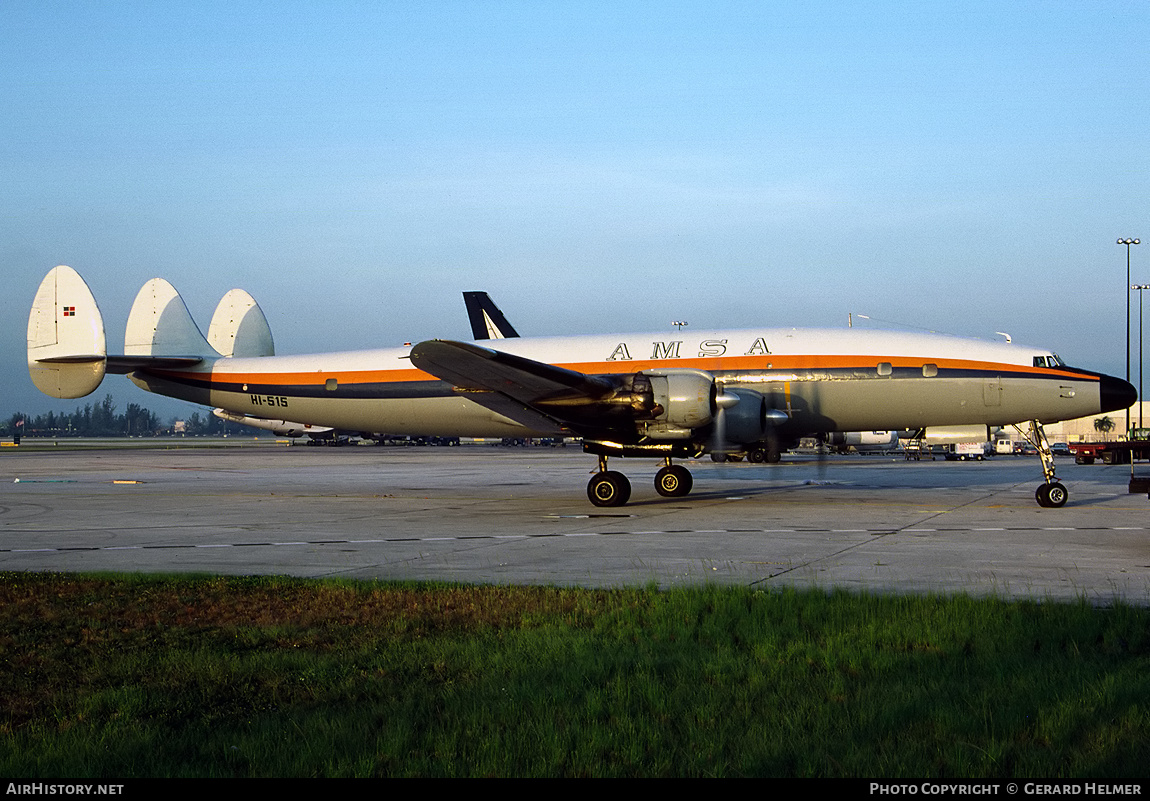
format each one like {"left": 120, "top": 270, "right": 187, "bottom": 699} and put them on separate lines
{"left": 1013, "top": 401, "right": 1150, "bottom": 444}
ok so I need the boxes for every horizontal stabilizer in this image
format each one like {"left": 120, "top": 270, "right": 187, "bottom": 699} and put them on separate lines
{"left": 208, "top": 289, "right": 275, "bottom": 357}
{"left": 105, "top": 355, "right": 204, "bottom": 374}
{"left": 27, "top": 265, "right": 108, "bottom": 398}
{"left": 125, "top": 278, "right": 219, "bottom": 358}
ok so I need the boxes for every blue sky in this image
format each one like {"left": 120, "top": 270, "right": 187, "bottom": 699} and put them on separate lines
{"left": 3, "top": 1, "right": 1148, "bottom": 420}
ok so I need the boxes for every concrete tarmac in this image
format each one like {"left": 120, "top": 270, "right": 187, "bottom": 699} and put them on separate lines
{"left": 2, "top": 441, "right": 1148, "bottom": 603}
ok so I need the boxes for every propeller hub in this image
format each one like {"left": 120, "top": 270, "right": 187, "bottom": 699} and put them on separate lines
{"left": 715, "top": 391, "right": 740, "bottom": 410}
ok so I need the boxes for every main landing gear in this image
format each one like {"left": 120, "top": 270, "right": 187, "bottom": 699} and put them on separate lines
{"left": 1015, "top": 420, "right": 1068, "bottom": 508}
{"left": 587, "top": 456, "right": 694, "bottom": 507}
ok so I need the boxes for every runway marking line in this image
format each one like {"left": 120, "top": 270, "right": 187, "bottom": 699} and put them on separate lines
{"left": 4, "top": 524, "right": 1149, "bottom": 556}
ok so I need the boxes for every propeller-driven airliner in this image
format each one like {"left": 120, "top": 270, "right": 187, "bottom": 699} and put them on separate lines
{"left": 28, "top": 266, "right": 1135, "bottom": 508}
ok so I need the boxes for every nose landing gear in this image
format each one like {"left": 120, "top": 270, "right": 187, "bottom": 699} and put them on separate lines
{"left": 1016, "top": 420, "right": 1068, "bottom": 508}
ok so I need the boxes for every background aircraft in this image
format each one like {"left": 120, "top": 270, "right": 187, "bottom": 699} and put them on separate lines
{"left": 464, "top": 291, "right": 520, "bottom": 340}
{"left": 210, "top": 408, "right": 337, "bottom": 441}
{"left": 28, "top": 266, "right": 1135, "bottom": 508}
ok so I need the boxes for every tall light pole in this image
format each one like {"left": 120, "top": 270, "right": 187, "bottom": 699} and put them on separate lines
{"left": 1119, "top": 238, "right": 1140, "bottom": 437}
{"left": 1134, "top": 283, "right": 1150, "bottom": 430}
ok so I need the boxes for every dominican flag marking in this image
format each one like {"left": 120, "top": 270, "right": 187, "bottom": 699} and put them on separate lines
{"left": 63, "top": 306, "right": 76, "bottom": 316}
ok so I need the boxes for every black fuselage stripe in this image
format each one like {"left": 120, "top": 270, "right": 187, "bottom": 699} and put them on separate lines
{"left": 140, "top": 366, "right": 1095, "bottom": 400}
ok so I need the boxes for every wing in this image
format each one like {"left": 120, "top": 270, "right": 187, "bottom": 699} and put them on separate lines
{"left": 409, "top": 340, "right": 621, "bottom": 435}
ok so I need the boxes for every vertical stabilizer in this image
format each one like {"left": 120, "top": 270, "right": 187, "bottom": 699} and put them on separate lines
{"left": 125, "top": 278, "right": 219, "bottom": 357}
{"left": 207, "top": 289, "right": 275, "bottom": 357}
{"left": 463, "top": 291, "right": 520, "bottom": 339}
{"left": 27, "top": 266, "right": 108, "bottom": 398}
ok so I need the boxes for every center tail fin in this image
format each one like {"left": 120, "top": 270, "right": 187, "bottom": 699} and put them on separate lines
{"left": 124, "top": 278, "right": 220, "bottom": 359}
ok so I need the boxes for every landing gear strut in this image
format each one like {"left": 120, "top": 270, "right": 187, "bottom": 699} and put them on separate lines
{"left": 586, "top": 455, "right": 695, "bottom": 506}
{"left": 1015, "top": 420, "right": 1068, "bottom": 508}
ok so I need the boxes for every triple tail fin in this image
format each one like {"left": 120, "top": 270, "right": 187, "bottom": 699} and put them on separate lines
{"left": 207, "top": 289, "right": 275, "bottom": 357}
{"left": 27, "top": 267, "right": 214, "bottom": 400}
{"left": 27, "top": 265, "right": 108, "bottom": 398}
{"left": 124, "top": 278, "right": 219, "bottom": 358}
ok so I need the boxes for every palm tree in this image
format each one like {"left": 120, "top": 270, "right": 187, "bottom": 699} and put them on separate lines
{"left": 1094, "top": 416, "right": 1116, "bottom": 440}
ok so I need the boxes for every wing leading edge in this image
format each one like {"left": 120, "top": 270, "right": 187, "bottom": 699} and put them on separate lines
{"left": 409, "top": 339, "right": 623, "bottom": 436}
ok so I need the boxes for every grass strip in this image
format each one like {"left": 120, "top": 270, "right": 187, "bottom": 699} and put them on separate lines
{"left": 1, "top": 571, "right": 1147, "bottom": 777}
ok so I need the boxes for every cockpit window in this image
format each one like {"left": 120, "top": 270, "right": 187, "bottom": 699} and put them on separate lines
{"left": 1033, "top": 354, "right": 1064, "bottom": 368}
{"left": 1033, "top": 356, "right": 1048, "bottom": 368}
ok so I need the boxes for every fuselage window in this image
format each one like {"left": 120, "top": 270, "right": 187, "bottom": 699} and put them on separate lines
{"left": 877, "top": 362, "right": 893, "bottom": 376}
{"left": 922, "top": 363, "right": 938, "bottom": 377}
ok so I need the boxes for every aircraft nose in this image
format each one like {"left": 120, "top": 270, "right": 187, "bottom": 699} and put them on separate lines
{"left": 1099, "top": 373, "right": 1138, "bottom": 413}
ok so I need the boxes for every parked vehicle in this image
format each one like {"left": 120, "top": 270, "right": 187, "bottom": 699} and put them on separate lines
{"left": 1068, "top": 429, "right": 1150, "bottom": 465}
{"left": 943, "top": 441, "right": 990, "bottom": 461}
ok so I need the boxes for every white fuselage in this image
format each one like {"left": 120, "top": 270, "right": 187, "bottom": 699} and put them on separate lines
{"left": 128, "top": 327, "right": 1111, "bottom": 440}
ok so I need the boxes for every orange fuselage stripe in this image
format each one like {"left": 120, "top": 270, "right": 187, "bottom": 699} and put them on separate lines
{"left": 148, "top": 354, "right": 1096, "bottom": 390}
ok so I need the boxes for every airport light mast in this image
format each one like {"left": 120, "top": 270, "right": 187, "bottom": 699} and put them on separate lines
{"left": 1119, "top": 238, "right": 1140, "bottom": 436}
{"left": 1134, "top": 283, "right": 1150, "bottom": 429}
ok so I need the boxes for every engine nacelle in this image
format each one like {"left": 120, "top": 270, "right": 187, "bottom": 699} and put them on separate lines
{"left": 640, "top": 368, "right": 718, "bottom": 439}
{"left": 720, "top": 388, "right": 769, "bottom": 444}
{"left": 628, "top": 372, "right": 780, "bottom": 443}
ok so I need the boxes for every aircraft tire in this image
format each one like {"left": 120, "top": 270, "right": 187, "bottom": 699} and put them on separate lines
{"left": 588, "top": 471, "right": 631, "bottom": 507}
{"left": 654, "top": 465, "right": 693, "bottom": 498}
{"left": 1036, "top": 482, "right": 1068, "bottom": 508}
